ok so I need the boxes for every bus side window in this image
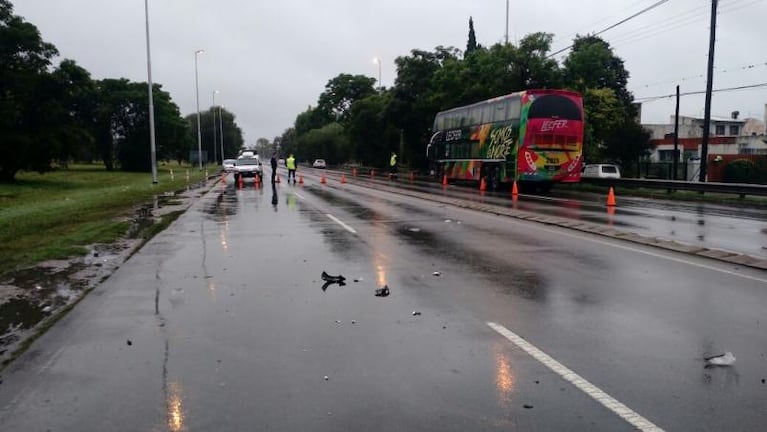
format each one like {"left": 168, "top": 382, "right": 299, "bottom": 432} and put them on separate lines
{"left": 481, "top": 104, "right": 493, "bottom": 124}
{"left": 458, "top": 108, "right": 469, "bottom": 127}
{"left": 434, "top": 115, "right": 444, "bottom": 131}
{"left": 507, "top": 97, "right": 521, "bottom": 120}
{"left": 493, "top": 101, "right": 507, "bottom": 122}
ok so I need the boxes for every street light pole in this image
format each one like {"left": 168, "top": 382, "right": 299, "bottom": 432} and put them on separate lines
{"left": 144, "top": 0, "right": 158, "bottom": 184}
{"left": 373, "top": 57, "right": 381, "bottom": 91}
{"left": 218, "top": 105, "right": 224, "bottom": 161}
{"left": 213, "top": 90, "right": 219, "bottom": 164}
{"left": 505, "top": 0, "right": 509, "bottom": 45}
{"left": 194, "top": 49, "right": 204, "bottom": 170}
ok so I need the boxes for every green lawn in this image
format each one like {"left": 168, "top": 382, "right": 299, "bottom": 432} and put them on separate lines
{"left": 0, "top": 163, "right": 216, "bottom": 276}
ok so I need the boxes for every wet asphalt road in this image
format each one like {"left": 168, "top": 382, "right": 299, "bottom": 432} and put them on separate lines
{"left": 0, "top": 171, "right": 766, "bottom": 431}
{"left": 327, "top": 169, "right": 767, "bottom": 259}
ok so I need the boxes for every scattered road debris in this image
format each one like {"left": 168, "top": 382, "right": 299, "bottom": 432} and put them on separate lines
{"left": 523, "top": 404, "right": 534, "bottom": 409}
{"left": 705, "top": 352, "right": 736, "bottom": 367}
{"left": 321, "top": 271, "right": 346, "bottom": 283}
{"left": 408, "top": 227, "right": 421, "bottom": 232}
{"left": 324, "top": 376, "right": 329, "bottom": 381}
{"left": 374, "top": 285, "right": 390, "bottom": 297}
{"left": 126, "top": 340, "right": 133, "bottom": 346}
{"left": 432, "top": 271, "right": 441, "bottom": 276}
{"left": 412, "top": 311, "right": 422, "bottom": 316}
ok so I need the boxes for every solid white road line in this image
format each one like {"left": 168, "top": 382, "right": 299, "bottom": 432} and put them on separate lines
{"left": 487, "top": 322, "right": 665, "bottom": 432}
{"left": 326, "top": 214, "right": 357, "bottom": 234}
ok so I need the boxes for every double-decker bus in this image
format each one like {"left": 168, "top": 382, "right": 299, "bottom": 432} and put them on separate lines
{"left": 427, "top": 89, "right": 584, "bottom": 191}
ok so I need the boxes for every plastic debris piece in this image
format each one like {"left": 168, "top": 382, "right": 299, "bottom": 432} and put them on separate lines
{"left": 321, "top": 279, "right": 346, "bottom": 292}
{"left": 321, "top": 271, "right": 346, "bottom": 283}
{"left": 408, "top": 227, "right": 421, "bottom": 232}
{"left": 705, "top": 352, "right": 736, "bottom": 367}
{"left": 126, "top": 340, "right": 133, "bottom": 346}
{"left": 324, "top": 376, "right": 329, "bottom": 381}
{"left": 334, "top": 320, "right": 342, "bottom": 324}
{"left": 444, "top": 219, "right": 452, "bottom": 223}
{"left": 412, "top": 311, "right": 422, "bottom": 316}
{"left": 351, "top": 320, "right": 357, "bottom": 324}
{"left": 374, "top": 285, "right": 390, "bottom": 297}
{"left": 432, "top": 271, "right": 441, "bottom": 276}
{"left": 523, "top": 404, "right": 534, "bottom": 409}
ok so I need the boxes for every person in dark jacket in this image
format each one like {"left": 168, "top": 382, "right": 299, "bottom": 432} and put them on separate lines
{"left": 270, "top": 152, "right": 278, "bottom": 183}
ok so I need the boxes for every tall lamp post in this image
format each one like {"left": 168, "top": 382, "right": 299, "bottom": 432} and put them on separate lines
{"left": 194, "top": 49, "right": 205, "bottom": 169}
{"left": 218, "top": 105, "right": 224, "bottom": 162}
{"left": 213, "top": 90, "right": 219, "bottom": 164}
{"left": 144, "top": 0, "right": 158, "bottom": 184}
{"left": 373, "top": 57, "right": 382, "bottom": 91}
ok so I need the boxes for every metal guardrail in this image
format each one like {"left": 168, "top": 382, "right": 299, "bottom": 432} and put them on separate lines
{"left": 580, "top": 177, "right": 767, "bottom": 197}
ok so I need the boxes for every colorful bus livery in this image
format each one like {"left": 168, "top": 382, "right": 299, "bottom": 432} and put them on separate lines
{"left": 427, "top": 89, "right": 584, "bottom": 190}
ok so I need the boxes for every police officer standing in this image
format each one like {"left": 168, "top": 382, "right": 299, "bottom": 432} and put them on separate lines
{"left": 389, "top": 151, "right": 398, "bottom": 179}
{"left": 286, "top": 153, "right": 297, "bottom": 183}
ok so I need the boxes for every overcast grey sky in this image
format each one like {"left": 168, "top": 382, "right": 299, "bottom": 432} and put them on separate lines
{"left": 14, "top": 0, "right": 767, "bottom": 144}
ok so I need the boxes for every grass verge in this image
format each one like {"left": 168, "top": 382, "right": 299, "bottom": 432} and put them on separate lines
{"left": 0, "top": 163, "right": 215, "bottom": 277}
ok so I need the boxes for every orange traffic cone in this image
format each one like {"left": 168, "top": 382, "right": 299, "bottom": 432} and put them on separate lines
{"left": 276, "top": 174, "right": 281, "bottom": 183}
{"left": 352, "top": 168, "right": 357, "bottom": 177}
{"left": 370, "top": 169, "right": 375, "bottom": 178}
{"left": 254, "top": 175, "right": 260, "bottom": 188}
{"left": 512, "top": 180, "right": 519, "bottom": 196}
{"left": 341, "top": 173, "right": 346, "bottom": 184}
{"left": 299, "top": 175, "right": 304, "bottom": 185}
{"left": 321, "top": 174, "right": 327, "bottom": 184}
{"left": 238, "top": 175, "right": 243, "bottom": 188}
{"left": 409, "top": 171, "right": 414, "bottom": 182}
{"left": 442, "top": 174, "right": 448, "bottom": 186}
{"left": 479, "top": 177, "right": 487, "bottom": 191}
{"left": 606, "top": 187, "right": 616, "bottom": 206}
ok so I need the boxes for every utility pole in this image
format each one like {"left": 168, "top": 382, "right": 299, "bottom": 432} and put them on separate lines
{"left": 144, "top": 0, "right": 158, "bottom": 184}
{"left": 505, "top": 0, "right": 509, "bottom": 45}
{"left": 699, "top": 0, "right": 718, "bottom": 182}
{"left": 673, "top": 85, "right": 680, "bottom": 180}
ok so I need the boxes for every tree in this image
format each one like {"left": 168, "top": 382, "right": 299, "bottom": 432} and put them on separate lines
{"left": 603, "top": 120, "right": 652, "bottom": 168}
{"left": 466, "top": 17, "right": 478, "bottom": 56}
{"left": 581, "top": 88, "right": 623, "bottom": 163}
{"left": 50, "top": 59, "right": 98, "bottom": 163}
{"left": 563, "top": 35, "right": 635, "bottom": 116}
{"left": 186, "top": 107, "right": 243, "bottom": 163}
{"left": 0, "top": 0, "right": 60, "bottom": 181}
{"left": 94, "top": 78, "right": 190, "bottom": 171}
{"left": 315, "top": 74, "right": 377, "bottom": 125}
{"left": 347, "top": 93, "right": 399, "bottom": 166}
{"left": 299, "top": 123, "right": 348, "bottom": 164}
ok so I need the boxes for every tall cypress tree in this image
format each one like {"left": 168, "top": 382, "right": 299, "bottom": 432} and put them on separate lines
{"left": 466, "top": 17, "right": 477, "bottom": 55}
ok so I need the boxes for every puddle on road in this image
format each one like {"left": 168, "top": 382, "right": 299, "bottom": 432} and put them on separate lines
{"left": 202, "top": 188, "right": 240, "bottom": 221}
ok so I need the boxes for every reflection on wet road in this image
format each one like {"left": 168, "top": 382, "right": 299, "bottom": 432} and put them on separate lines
{"left": 0, "top": 173, "right": 765, "bottom": 431}
{"left": 311, "top": 170, "right": 767, "bottom": 259}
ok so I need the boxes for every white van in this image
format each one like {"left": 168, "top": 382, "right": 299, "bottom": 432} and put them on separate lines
{"left": 582, "top": 164, "right": 621, "bottom": 179}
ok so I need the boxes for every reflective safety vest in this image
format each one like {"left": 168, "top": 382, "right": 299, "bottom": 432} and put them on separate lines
{"left": 286, "top": 156, "right": 296, "bottom": 170}
{"left": 390, "top": 154, "right": 397, "bottom": 167}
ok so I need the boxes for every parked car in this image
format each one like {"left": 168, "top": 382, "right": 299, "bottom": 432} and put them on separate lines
{"left": 223, "top": 159, "right": 237, "bottom": 173}
{"left": 581, "top": 163, "right": 621, "bottom": 179}
{"left": 234, "top": 157, "right": 263, "bottom": 183}
{"left": 312, "top": 159, "right": 327, "bottom": 169}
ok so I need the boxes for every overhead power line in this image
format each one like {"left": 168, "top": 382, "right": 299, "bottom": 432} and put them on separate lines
{"left": 547, "top": 0, "right": 670, "bottom": 58}
{"left": 635, "top": 82, "right": 767, "bottom": 103}
{"left": 632, "top": 61, "right": 767, "bottom": 90}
